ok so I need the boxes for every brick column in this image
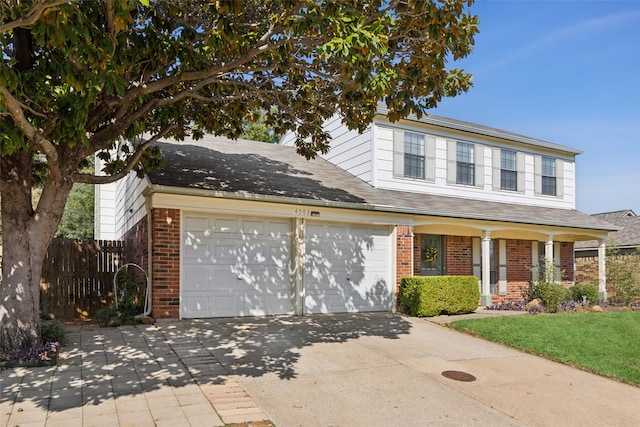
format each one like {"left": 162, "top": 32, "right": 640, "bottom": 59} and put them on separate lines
{"left": 396, "top": 225, "right": 414, "bottom": 290}
{"left": 151, "top": 208, "right": 181, "bottom": 318}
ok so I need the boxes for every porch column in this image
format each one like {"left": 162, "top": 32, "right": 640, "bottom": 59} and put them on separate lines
{"left": 545, "top": 235, "right": 554, "bottom": 282}
{"left": 598, "top": 239, "right": 607, "bottom": 302}
{"left": 481, "top": 231, "right": 492, "bottom": 306}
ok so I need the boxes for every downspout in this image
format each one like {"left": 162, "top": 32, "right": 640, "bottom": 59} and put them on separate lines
{"left": 144, "top": 193, "right": 153, "bottom": 317}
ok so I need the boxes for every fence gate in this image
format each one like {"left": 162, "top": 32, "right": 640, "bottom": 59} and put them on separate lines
{"left": 40, "top": 239, "right": 131, "bottom": 320}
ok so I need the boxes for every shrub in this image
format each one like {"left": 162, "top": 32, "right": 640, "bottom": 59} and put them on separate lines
{"left": 95, "top": 268, "right": 147, "bottom": 327}
{"left": 94, "top": 305, "right": 120, "bottom": 327}
{"left": 528, "top": 281, "right": 571, "bottom": 313}
{"left": 399, "top": 276, "right": 479, "bottom": 317}
{"left": 41, "top": 320, "right": 67, "bottom": 345}
{"left": 607, "top": 248, "right": 640, "bottom": 304}
{"left": 524, "top": 258, "right": 571, "bottom": 313}
{"left": 570, "top": 283, "right": 599, "bottom": 305}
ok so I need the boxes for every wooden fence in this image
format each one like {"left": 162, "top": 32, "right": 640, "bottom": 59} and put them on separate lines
{"left": 40, "top": 239, "right": 132, "bottom": 320}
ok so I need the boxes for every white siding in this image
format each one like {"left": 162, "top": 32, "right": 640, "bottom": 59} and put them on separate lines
{"left": 373, "top": 120, "right": 577, "bottom": 209}
{"left": 281, "top": 114, "right": 374, "bottom": 184}
{"left": 114, "top": 171, "right": 149, "bottom": 239}
{"left": 94, "top": 181, "right": 117, "bottom": 240}
{"left": 94, "top": 146, "right": 149, "bottom": 240}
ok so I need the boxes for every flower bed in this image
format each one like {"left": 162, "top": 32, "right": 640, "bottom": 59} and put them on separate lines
{"left": 486, "top": 299, "right": 640, "bottom": 314}
{"left": 0, "top": 341, "right": 59, "bottom": 369}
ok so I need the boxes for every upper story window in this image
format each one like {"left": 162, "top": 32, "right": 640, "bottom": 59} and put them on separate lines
{"left": 456, "top": 142, "right": 475, "bottom": 186}
{"left": 534, "top": 155, "right": 564, "bottom": 198}
{"left": 541, "top": 156, "right": 557, "bottom": 196}
{"left": 393, "top": 129, "right": 436, "bottom": 181}
{"left": 447, "top": 140, "right": 483, "bottom": 188}
{"left": 500, "top": 149, "right": 517, "bottom": 191}
{"left": 403, "top": 132, "right": 425, "bottom": 179}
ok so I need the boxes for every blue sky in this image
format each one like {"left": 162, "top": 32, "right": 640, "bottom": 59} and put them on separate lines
{"left": 430, "top": 0, "right": 640, "bottom": 215}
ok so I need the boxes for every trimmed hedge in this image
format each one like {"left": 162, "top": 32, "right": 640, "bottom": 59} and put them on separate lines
{"left": 399, "top": 276, "right": 480, "bottom": 317}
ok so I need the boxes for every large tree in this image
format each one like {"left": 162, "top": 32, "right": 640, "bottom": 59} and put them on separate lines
{"left": 0, "top": 0, "right": 478, "bottom": 350}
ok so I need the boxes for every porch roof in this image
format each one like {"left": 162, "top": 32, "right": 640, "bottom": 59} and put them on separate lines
{"left": 146, "top": 135, "right": 615, "bottom": 237}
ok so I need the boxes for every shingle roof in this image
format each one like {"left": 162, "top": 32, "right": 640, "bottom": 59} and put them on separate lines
{"left": 147, "top": 135, "right": 614, "bottom": 234}
{"left": 376, "top": 106, "right": 583, "bottom": 155}
{"left": 575, "top": 211, "right": 640, "bottom": 250}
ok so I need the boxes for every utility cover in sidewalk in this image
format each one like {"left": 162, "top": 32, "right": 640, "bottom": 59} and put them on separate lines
{"left": 442, "top": 370, "right": 476, "bottom": 382}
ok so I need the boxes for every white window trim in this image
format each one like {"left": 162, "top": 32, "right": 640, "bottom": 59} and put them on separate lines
{"left": 447, "top": 139, "right": 484, "bottom": 188}
{"left": 534, "top": 155, "right": 564, "bottom": 198}
{"left": 393, "top": 129, "right": 436, "bottom": 182}
{"left": 492, "top": 148, "right": 525, "bottom": 193}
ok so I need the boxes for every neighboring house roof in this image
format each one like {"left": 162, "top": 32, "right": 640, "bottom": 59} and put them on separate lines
{"left": 575, "top": 210, "right": 640, "bottom": 250}
{"left": 146, "top": 135, "right": 614, "bottom": 235}
{"left": 376, "top": 105, "right": 583, "bottom": 155}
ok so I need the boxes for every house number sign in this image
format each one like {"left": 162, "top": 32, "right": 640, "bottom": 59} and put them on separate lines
{"left": 294, "top": 208, "right": 320, "bottom": 217}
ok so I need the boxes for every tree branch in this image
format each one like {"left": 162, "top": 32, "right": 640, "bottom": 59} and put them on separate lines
{"left": 0, "top": 85, "right": 62, "bottom": 182}
{"left": 0, "top": 0, "right": 71, "bottom": 34}
{"left": 73, "top": 125, "right": 176, "bottom": 184}
{"left": 105, "top": 0, "right": 115, "bottom": 36}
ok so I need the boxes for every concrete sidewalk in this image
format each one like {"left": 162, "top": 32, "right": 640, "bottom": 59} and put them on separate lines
{"left": 2, "top": 312, "right": 640, "bottom": 426}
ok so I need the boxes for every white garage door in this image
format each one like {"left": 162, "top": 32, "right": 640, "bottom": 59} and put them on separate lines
{"left": 304, "top": 222, "right": 393, "bottom": 314}
{"left": 181, "top": 214, "right": 292, "bottom": 318}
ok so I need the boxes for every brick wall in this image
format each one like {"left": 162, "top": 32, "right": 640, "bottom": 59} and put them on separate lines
{"left": 151, "top": 208, "right": 181, "bottom": 318}
{"left": 575, "top": 256, "right": 599, "bottom": 284}
{"left": 396, "top": 225, "right": 413, "bottom": 291}
{"left": 491, "top": 239, "right": 532, "bottom": 304}
{"left": 560, "top": 242, "right": 575, "bottom": 283}
{"left": 412, "top": 234, "right": 422, "bottom": 274}
{"left": 445, "top": 235, "right": 472, "bottom": 275}
{"left": 122, "top": 215, "right": 149, "bottom": 272}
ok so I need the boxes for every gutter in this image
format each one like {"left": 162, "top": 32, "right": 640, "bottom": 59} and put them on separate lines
{"left": 143, "top": 184, "right": 617, "bottom": 233}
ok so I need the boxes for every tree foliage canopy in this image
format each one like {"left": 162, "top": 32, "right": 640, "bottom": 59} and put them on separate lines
{"left": 1, "top": 0, "right": 478, "bottom": 182}
{"left": 0, "top": 0, "right": 477, "bottom": 351}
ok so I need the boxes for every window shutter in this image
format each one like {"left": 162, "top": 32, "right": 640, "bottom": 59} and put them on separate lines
{"left": 498, "top": 239, "right": 507, "bottom": 295}
{"left": 472, "top": 237, "right": 481, "bottom": 288}
{"left": 534, "top": 155, "right": 542, "bottom": 195}
{"left": 393, "top": 129, "right": 404, "bottom": 177}
{"left": 447, "top": 140, "right": 457, "bottom": 184}
{"left": 554, "top": 242, "right": 561, "bottom": 283}
{"left": 475, "top": 145, "right": 484, "bottom": 188}
{"left": 555, "top": 159, "right": 564, "bottom": 198}
{"left": 492, "top": 148, "right": 501, "bottom": 191}
{"left": 516, "top": 152, "right": 525, "bottom": 193}
{"left": 425, "top": 135, "right": 436, "bottom": 182}
{"left": 531, "top": 241, "right": 539, "bottom": 281}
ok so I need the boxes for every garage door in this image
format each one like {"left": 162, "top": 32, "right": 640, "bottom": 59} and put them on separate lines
{"left": 182, "top": 214, "right": 292, "bottom": 318}
{"left": 304, "top": 223, "right": 393, "bottom": 314}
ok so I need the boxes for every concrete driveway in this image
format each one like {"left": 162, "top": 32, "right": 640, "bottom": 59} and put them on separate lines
{"left": 2, "top": 313, "right": 639, "bottom": 426}
{"left": 177, "top": 313, "right": 640, "bottom": 427}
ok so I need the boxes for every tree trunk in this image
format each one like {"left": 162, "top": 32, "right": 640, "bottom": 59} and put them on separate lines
{"left": 0, "top": 151, "right": 72, "bottom": 351}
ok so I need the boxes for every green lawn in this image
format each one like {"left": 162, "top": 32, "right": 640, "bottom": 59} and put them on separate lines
{"left": 451, "top": 311, "right": 640, "bottom": 386}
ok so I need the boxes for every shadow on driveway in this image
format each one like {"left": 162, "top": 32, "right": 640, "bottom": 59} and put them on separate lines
{"left": 161, "top": 312, "right": 413, "bottom": 380}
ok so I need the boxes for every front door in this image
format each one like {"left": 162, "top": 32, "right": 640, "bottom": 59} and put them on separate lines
{"left": 420, "top": 234, "right": 444, "bottom": 276}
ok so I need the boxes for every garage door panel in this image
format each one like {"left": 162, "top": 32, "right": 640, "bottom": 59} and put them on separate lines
{"left": 182, "top": 214, "right": 292, "bottom": 318}
{"left": 304, "top": 223, "right": 393, "bottom": 314}
{"left": 183, "top": 294, "right": 212, "bottom": 315}
{"left": 213, "top": 218, "right": 238, "bottom": 234}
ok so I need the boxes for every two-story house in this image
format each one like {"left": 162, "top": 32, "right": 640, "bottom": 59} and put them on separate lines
{"left": 95, "top": 108, "right": 615, "bottom": 319}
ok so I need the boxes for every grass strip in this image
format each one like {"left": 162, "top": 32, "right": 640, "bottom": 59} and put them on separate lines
{"left": 451, "top": 311, "right": 640, "bottom": 386}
